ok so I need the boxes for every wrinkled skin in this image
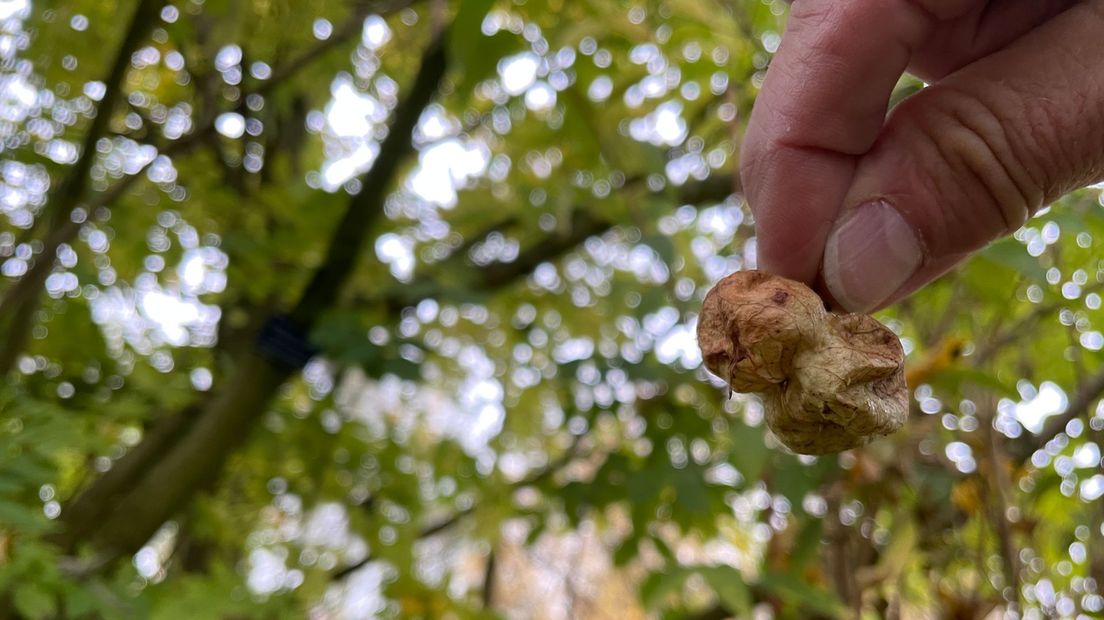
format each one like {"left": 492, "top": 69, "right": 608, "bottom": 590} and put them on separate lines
{"left": 697, "top": 271, "right": 907, "bottom": 455}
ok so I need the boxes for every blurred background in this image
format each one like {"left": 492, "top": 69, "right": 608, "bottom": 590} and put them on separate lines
{"left": 0, "top": 0, "right": 1102, "bottom": 618}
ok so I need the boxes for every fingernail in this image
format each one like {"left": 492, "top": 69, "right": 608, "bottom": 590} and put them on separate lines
{"left": 824, "top": 201, "right": 922, "bottom": 312}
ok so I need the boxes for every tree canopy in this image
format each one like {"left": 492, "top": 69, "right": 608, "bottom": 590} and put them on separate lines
{"left": 1, "top": 0, "right": 1103, "bottom": 618}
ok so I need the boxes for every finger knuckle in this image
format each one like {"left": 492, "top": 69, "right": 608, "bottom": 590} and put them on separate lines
{"left": 902, "top": 84, "right": 1048, "bottom": 235}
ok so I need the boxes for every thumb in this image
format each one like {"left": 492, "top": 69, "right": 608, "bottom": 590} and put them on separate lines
{"left": 822, "top": 1, "right": 1104, "bottom": 312}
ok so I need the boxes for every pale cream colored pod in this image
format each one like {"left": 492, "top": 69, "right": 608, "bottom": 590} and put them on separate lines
{"left": 697, "top": 270, "right": 827, "bottom": 392}
{"left": 698, "top": 271, "right": 907, "bottom": 455}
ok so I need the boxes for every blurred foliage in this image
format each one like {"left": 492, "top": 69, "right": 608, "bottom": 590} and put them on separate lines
{"left": 0, "top": 0, "right": 1103, "bottom": 619}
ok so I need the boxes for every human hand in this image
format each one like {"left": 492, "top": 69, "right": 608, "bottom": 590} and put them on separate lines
{"left": 741, "top": 0, "right": 1104, "bottom": 312}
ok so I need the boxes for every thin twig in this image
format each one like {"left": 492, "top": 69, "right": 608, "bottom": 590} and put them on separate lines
{"left": 259, "top": 0, "right": 417, "bottom": 95}
{"left": 333, "top": 436, "right": 585, "bottom": 582}
{"left": 974, "top": 282, "right": 1104, "bottom": 367}
{"left": 980, "top": 398, "right": 1021, "bottom": 604}
{"left": 377, "top": 171, "right": 738, "bottom": 313}
{"left": 481, "top": 547, "right": 496, "bottom": 609}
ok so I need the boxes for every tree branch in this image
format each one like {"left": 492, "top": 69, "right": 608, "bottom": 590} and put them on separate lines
{"left": 258, "top": 0, "right": 418, "bottom": 97}
{"left": 981, "top": 402, "right": 1021, "bottom": 601}
{"left": 60, "top": 32, "right": 448, "bottom": 561}
{"left": 0, "top": 130, "right": 211, "bottom": 361}
{"left": 332, "top": 436, "right": 584, "bottom": 582}
{"left": 0, "top": 0, "right": 406, "bottom": 378}
{"left": 473, "top": 210, "right": 614, "bottom": 291}
{"left": 482, "top": 547, "right": 496, "bottom": 609}
{"left": 973, "top": 282, "right": 1104, "bottom": 367}
{"left": 379, "top": 172, "right": 738, "bottom": 312}
{"left": 290, "top": 34, "right": 447, "bottom": 326}
{"left": 53, "top": 401, "right": 206, "bottom": 551}
{"left": 41, "top": 0, "right": 159, "bottom": 232}
{"left": 0, "top": 0, "right": 159, "bottom": 376}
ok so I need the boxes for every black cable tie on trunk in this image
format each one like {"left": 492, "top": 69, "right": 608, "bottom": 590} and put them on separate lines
{"left": 256, "top": 314, "right": 318, "bottom": 371}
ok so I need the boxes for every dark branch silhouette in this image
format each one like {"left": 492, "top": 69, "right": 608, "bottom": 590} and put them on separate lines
{"left": 58, "top": 32, "right": 448, "bottom": 561}
{"left": 0, "top": 0, "right": 160, "bottom": 376}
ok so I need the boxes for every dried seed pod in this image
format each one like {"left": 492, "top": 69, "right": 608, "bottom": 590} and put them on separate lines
{"left": 697, "top": 270, "right": 907, "bottom": 455}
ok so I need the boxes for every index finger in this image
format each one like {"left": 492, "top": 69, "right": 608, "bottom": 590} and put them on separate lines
{"left": 740, "top": 0, "right": 974, "bottom": 283}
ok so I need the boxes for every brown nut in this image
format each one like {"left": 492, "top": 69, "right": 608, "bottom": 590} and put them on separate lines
{"left": 697, "top": 271, "right": 907, "bottom": 455}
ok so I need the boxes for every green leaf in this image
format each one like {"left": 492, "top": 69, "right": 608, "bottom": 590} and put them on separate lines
{"left": 670, "top": 467, "right": 710, "bottom": 515}
{"left": 642, "top": 234, "right": 676, "bottom": 265}
{"left": 773, "top": 454, "right": 836, "bottom": 510}
{"left": 788, "top": 517, "right": 824, "bottom": 570}
{"left": 700, "top": 566, "right": 751, "bottom": 612}
{"left": 640, "top": 565, "right": 750, "bottom": 613}
{"left": 63, "top": 587, "right": 102, "bottom": 619}
{"left": 378, "top": 357, "right": 421, "bottom": 381}
{"left": 639, "top": 567, "right": 692, "bottom": 609}
{"left": 612, "top": 536, "right": 639, "bottom": 566}
{"left": 0, "top": 500, "right": 50, "bottom": 532}
{"left": 758, "top": 570, "right": 845, "bottom": 618}
{"left": 449, "top": 0, "right": 519, "bottom": 84}
{"left": 728, "top": 422, "right": 768, "bottom": 483}
{"left": 977, "top": 238, "right": 1046, "bottom": 284}
{"left": 13, "top": 584, "right": 56, "bottom": 620}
